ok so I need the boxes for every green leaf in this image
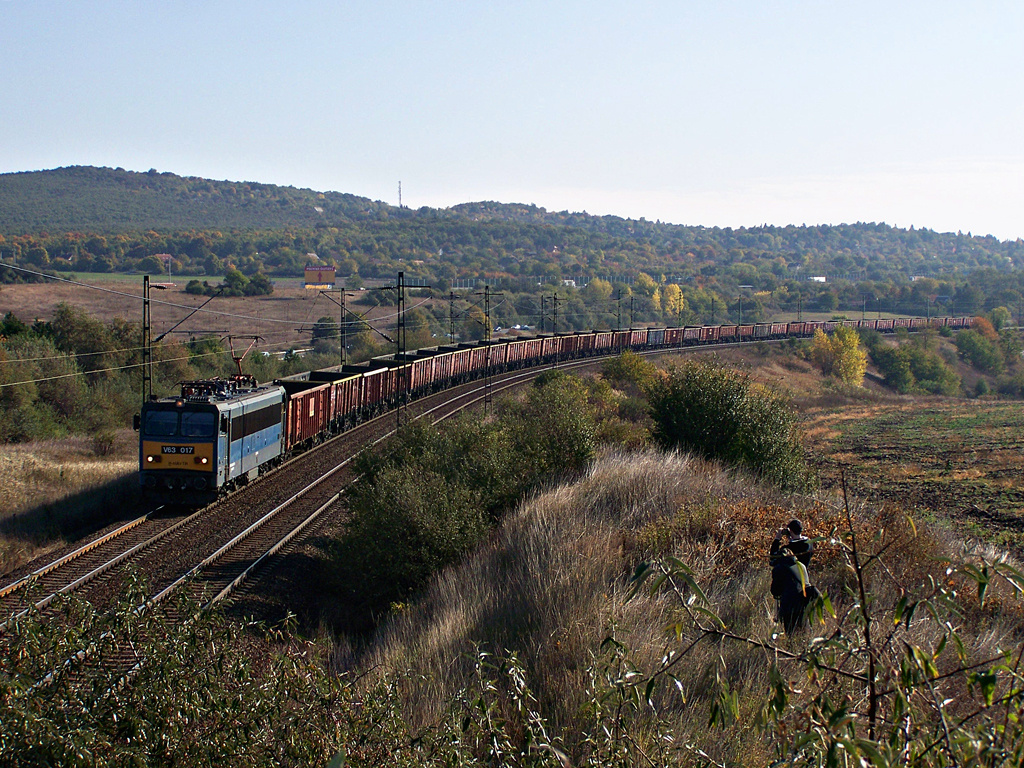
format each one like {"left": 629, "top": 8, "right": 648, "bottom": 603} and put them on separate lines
{"left": 973, "top": 671, "right": 998, "bottom": 706}
{"left": 894, "top": 594, "right": 908, "bottom": 624}
{"left": 645, "top": 677, "right": 658, "bottom": 706}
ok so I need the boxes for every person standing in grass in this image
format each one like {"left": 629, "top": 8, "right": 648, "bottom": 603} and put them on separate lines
{"left": 770, "top": 547, "right": 813, "bottom": 634}
{"left": 769, "top": 519, "right": 816, "bottom": 633}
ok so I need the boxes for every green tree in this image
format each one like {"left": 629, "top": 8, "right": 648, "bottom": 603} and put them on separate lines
{"left": 955, "top": 329, "right": 1004, "bottom": 373}
{"left": 647, "top": 360, "right": 806, "bottom": 488}
{"left": 989, "top": 306, "right": 1012, "bottom": 332}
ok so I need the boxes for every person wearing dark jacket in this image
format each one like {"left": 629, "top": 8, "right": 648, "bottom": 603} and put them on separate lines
{"left": 770, "top": 547, "right": 811, "bottom": 634}
{"left": 770, "top": 519, "right": 813, "bottom": 568}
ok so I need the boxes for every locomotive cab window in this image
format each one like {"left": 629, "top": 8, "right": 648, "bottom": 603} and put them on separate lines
{"left": 181, "top": 411, "right": 216, "bottom": 437}
{"left": 143, "top": 411, "right": 178, "bottom": 437}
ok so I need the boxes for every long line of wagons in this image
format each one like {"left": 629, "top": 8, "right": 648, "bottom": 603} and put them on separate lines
{"left": 138, "top": 315, "right": 972, "bottom": 504}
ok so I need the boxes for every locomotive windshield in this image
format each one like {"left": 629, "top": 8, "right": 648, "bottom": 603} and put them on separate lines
{"left": 143, "top": 409, "right": 216, "bottom": 438}
{"left": 181, "top": 411, "right": 216, "bottom": 437}
{"left": 144, "top": 411, "right": 179, "bottom": 437}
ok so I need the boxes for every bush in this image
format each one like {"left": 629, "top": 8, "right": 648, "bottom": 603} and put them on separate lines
{"left": 333, "top": 375, "right": 598, "bottom": 630}
{"left": 872, "top": 343, "right": 961, "bottom": 395}
{"left": 646, "top": 360, "right": 807, "bottom": 489}
{"left": 955, "top": 329, "right": 1004, "bottom": 373}
{"left": 600, "top": 350, "right": 659, "bottom": 394}
{"left": 810, "top": 325, "right": 867, "bottom": 386}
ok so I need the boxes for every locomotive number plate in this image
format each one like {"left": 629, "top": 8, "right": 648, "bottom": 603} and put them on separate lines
{"left": 162, "top": 446, "right": 195, "bottom": 454}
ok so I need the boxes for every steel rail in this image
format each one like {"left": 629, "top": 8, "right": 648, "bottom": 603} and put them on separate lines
{"left": 0, "top": 507, "right": 203, "bottom": 633}
{"left": 0, "top": 510, "right": 160, "bottom": 600}
{"left": 15, "top": 338, "right": 771, "bottom": 695}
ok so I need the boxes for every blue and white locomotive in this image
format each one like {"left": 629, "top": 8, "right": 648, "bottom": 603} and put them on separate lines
{"left": 138, "top": 375, "right": 285, "bottom": 505}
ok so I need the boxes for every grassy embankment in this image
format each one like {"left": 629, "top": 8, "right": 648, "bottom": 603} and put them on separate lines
{"left": 0, "top": 430, "right": 138, "bottom": 575}
{"left": 349, "top": 447, "right": 1024, "bottom": 764}
{"left": 6, "top": 339, "right": 1024, "bottom": 763}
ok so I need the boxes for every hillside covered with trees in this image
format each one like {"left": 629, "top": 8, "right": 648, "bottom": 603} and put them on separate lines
{"left": 6, "top": 166, "right": 1024, "bottom": 327}
{"left": 2, "top": 166, "right": 1023, "bottom": 287}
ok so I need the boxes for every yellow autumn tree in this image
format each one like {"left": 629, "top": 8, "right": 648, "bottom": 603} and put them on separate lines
{"left": 810, "top": 325, "right": 867, "bottom": 386}
{"left": 662, "top": 283, "right": 685, "bottom": 319}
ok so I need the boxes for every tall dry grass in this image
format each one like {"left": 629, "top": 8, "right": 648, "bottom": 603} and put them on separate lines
{"left": 357, "top": 448, "right": 1024, "bottom": 764}
{"left": 0, "top": 432, "right": 138, "bottom": 575}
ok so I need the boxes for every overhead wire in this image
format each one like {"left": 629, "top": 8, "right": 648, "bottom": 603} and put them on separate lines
{"left": 0, "top": 349, "right": 229, "bottom": 389}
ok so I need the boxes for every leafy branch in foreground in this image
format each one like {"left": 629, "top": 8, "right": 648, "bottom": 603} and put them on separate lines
{"left": 628, "top": 494, "right": 1024, "bottom": 767}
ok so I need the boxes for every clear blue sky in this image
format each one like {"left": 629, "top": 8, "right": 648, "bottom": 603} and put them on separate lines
{"left": 3, "top": 1, "right": 1022, "bottom": 239}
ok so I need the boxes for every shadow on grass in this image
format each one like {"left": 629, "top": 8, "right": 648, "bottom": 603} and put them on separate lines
{"left": 0, "top": 473, "right": 144, "bottom": 575}
{"left": 221, "top": 534, "right": 356, "bottom": 634}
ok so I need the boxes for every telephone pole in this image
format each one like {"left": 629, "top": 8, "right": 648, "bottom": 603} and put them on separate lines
{"left": 318, "top": 287, "right": 351, "bottom": 366}
{"left": 141, "top": 276, "right": 169, "bottom": 406}
{"left": 475, "top": 285, "right": 493, "bottom": 412}
{"left": 550, "top": 292, "right": 560, "bottom": 368}
{"left": 449, "top": 291, "right": 456, "bottom": 341}
{"left": 142, "top": 275, "right": 153, "bottom": 405}
{"left": 380, "top": 272, "right": 408, "bottom": 428}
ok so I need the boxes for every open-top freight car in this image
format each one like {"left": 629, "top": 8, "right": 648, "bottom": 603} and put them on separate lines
{"left": 140, "top": 315, "right": 973, "bottom": 505}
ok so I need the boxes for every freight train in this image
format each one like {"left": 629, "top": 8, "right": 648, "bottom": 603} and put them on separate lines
{"left": 137, "top": 315, "right": 972, "bottom": 505}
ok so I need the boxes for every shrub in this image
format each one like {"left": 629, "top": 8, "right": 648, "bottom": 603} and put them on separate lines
{"left": 334, "top": 375, "right": 598, "bottom": 630}
{"left": 600, "top": 350, "right": 659, "bottom": 394}
{"left": 646, "top": 360, "right": 807, "bottom": 489}
{"left": 339, "top": 465, "right": 489, "bottom": 620}
{"left": 872, "top": 343, "right": 960, "bottom": 395}
{"left": 955, "top": 329, "right": 1004, "bottom": 373}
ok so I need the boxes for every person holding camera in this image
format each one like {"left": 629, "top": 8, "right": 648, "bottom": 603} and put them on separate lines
{"left": 769, "top": 519, "right": 817, "bottom": 634}
{"left": 770, "top": 519, "right": 813, "bottom": 567}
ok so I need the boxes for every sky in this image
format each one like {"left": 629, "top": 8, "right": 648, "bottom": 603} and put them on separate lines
{"left": 2, "top": 1, "right": 1023, "bottom": 239}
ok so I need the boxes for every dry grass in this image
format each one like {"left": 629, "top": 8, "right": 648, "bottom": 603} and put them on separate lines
{"left": 356, "top": 448, "right": 1024, "bottom": 764}
{"left": 0, "top": 276, "right": 431, "bottom": 353}
{"left": 0, "top": 431, "right": 138, "bottom": 575}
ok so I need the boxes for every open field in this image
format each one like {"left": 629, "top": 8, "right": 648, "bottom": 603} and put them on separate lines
{"left": 0, "top": 430, "right": 139, "bottom": 575}
{"left": 0, "top": 273, "right": 411, "bottom": 355}
{"left": 805, "top": 400, "right": 1024, "bottom": 549}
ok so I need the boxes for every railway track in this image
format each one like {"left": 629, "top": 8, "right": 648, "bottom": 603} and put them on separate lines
{"left": 6, "top": 360, "right": 583, "bottom": 692}
{"left": 0, "top": 340, "right": 751, "bottom": 639}
{"left": 1, "top": 355, "right": 586, "bottom": 626}
{"left": 5, "top": 340, "right": 782, "bottom": 698}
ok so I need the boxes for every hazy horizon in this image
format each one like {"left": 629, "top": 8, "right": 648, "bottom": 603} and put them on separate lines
{"left": 3, "top": 2, "right": 1022, "bottom": 240}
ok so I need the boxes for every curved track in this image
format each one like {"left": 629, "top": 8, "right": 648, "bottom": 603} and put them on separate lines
{"left": 0, "top": 356, "right": 587, "bottom": 634}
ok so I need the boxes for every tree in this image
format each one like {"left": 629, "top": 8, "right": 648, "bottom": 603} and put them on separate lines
{"left": 989, "top": 306, "right": 1012, "bottom": 332}
{"left": 222, "top": 268, "right": 248, "bottom": 296}
{"left": 955, "top": 329, "right": 1004, "bottom": 373}
{"left": 243, "top": 272, "right": 273, "bottom": 296}
{"left": 810, "top": 326, "right": 868, "bottom": 386}
{"left": 661, "top": 283, "right": 685, "bottom": 319}
{"left": 582, "top": 277, "right": 612, "bottom": 304}
{"left": 647, "top": 360, "right": 806, "bottom": 489}
{"left": 311, "top": 316, "right": 339, "bottom": 341}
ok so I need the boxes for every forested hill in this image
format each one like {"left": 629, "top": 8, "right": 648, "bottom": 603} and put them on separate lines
{"left": 0, "top": 166, "right": 392, "bottom": 232}
{"left": 2, "top": 166, "right": 1024, "bottom": 283}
